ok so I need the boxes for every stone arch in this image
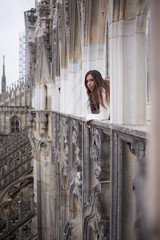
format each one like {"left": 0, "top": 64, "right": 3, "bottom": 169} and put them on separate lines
{"left": 10, "top": 115, "right": 20, "bottom": 133}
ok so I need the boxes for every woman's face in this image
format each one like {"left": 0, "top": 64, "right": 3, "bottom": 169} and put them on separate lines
{"left": 86, "top": 74, "right": 95, "bottom": 92}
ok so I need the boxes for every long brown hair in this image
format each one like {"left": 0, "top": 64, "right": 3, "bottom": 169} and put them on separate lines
{"left": 85, "top": 70, "right": 110, "bottom": 113}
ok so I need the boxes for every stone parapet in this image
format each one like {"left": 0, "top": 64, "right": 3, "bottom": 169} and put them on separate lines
{"left": 29, "top": 110, "right": 148, "bottom": 240}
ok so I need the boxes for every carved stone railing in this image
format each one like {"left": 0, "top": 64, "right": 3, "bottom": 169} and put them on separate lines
{"left": 0, "top": 129, "right": 29, "bottom": 152}
{"left": 0, "top": 129, "right": 37, "bottom": 240}
{"left": 0, "top": 106, "right": 29, "bottom": 113}
{"left": 29, "top": 110, "right": 148, "bottom": 240}
{"left": 0, "top": 184, "right": 37, "bottom": 240}
{"left": 0, "top": 129, "right": 33, "bottom": 191}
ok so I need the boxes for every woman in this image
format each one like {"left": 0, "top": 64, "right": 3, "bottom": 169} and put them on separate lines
{"left": 85, "top": 70, "right": 110, "bottom": 123}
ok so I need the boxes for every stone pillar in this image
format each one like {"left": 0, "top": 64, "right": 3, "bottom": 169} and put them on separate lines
{"left": 146, "top": 1, "right": 160, "bottom": 238}
{"left": 18, "top": 200, "right": 22, "bottom": 222}
{"left": 60, "top": 68, "right": 68, "bottom": 114}
{"left": 110, "top": 16, "right": 147, "bottom": 125}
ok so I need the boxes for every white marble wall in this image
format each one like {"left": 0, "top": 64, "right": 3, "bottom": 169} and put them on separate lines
{"left": 51, "top": 77, "right": 60, "bottom": 111}
{"left": 59, "top": 68, "right": 68, "bottom": 113}
{"left": 110, "top": 17, "right": 147, "bottom": 125}
{"left": 32, "top": 7, "right": 148, "bottom": 126}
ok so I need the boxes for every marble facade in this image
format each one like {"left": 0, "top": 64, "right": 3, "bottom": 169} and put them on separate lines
{"left": 24, "top": 0, "right": 151, "bottom": 239}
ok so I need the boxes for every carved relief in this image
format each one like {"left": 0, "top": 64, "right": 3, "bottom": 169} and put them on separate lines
{"left": 60, "top": 117, "right": 69, "bottom": 177}
{"left": 38, "top": 0, "right": 50, "bottom": 18}
{"left": 90, "top": 127, "right": 101, "bottom": 164}
{"left": 83, "top": 185, "right": 109, "bottom": 240}
{"left": 128, "top": 140, "right": 145, "bottom": 158}
{"left": 128, "top": 139, "right": 146, "bottom": 240}
{"left": 0, "top": 177, "right": 35, "bottom": 239}
{"left": 72, "top": 120, "right": 81, "bottom": 165}
{"left": 40, "top": 112, "right": 48, "bottom": 138}
{"left": 27, "top": 8, "right": 37, "bottom": 25}
{"left": 56, "top": 114, "right": 60, "bottom": 156}
{"left": 40, "top": 141, "right": 50, "bottom": 160}
{"left": 28, "top": 112, "right": 36, "bottom": 154}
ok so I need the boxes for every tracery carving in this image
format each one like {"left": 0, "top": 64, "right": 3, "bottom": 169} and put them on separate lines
{"left": 90, "top": 127, "right": 101, "bottom": 164}
{"left": 64, "top": 219, "right": 82, "bottom": 240}
{"left": 61, "top": 117, "right": 69, "bottom": 177}
{"left": 72, "top": 120, "right": 81, "bottom": 165}
{"left": 0, "top": 177, "right": 35, "bottom": 237}
{"left": 90, "top": 127, "right": 110, "bottom": 182}
{"left": 64, "top": 181, "right": 82, "bottom": 240}
{"left": 83, "top": 185, "right": 109, "bottom": 240}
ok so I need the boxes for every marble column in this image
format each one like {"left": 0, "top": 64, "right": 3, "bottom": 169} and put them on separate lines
{"left": 110, "top": 16, "right": 147, "bottom": 125}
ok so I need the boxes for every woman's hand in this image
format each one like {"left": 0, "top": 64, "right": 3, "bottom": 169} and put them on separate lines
{"left": 85, "top": 120, "right": 92, "bottom": 125}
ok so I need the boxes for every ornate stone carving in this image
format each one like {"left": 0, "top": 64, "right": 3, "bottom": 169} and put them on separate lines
{"left": 56, "top": 114, "right": 60, "bottom": 155}
{"left": 0, "top": 178, "right": 36, "bottom": 239}
{"left": 38, "top": 0, "right": 50, "bottom": 18}
{"left": 27, "top": 8, "right": 37, "bottom": 25}
{"left": 40, "top": 112, "right": 48, "bottom": 138}
{"left": 72, "top": 120, "right": 81, "bottom": 165}
{"left": 128, "top": 140, "right": 146, "bottom": 158}
{"left": 90, "top": 127, "right": 101, "bottom": 163}
{"left": 28, "top": 112, "right": 36, "bottom": 154}
{"left": 64, "top": 219, "right": 82, "bottom": 240}
{"left": 60, "top": 117, "right": 69, "bottom": 177}
{"left": 83, "top": 185, "right": 109, "bottom": 240}
{"left": 40, "top": 141, "right": 50, "bottom": 159}
{"left": 128, "top": 139, "right": 146, "bottom": 239}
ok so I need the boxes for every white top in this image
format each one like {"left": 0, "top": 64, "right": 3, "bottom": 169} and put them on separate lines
{"left": 86, "top": 90, "right": 110, "bottom": 121}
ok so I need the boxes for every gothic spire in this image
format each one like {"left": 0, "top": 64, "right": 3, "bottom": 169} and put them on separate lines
{"left": 1, "top": 55, "right": 6, "bottom": 94}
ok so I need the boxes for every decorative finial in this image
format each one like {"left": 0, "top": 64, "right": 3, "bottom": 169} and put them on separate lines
{"left": 3, "top": 55, "right": 5, "bottom": 65}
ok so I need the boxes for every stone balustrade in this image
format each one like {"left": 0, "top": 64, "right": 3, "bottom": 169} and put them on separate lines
{"left": 0, "top": 184, "right": 37, "bottom": 240}
{"left": 0, "top": 129, "right": 33, "bottom": 191}
{"left": 0, "top": 128, "right": 37, "bottom": 240}
{"left": 28, "top": 110, "right": 148, "bottom": 240}
{"left": 0, "top": 106, "right": 29, "bottom": 113}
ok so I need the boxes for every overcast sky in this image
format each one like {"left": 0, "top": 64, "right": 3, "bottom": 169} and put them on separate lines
{"left": 0, "top": 0, "right": 35, "bottom": 91}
